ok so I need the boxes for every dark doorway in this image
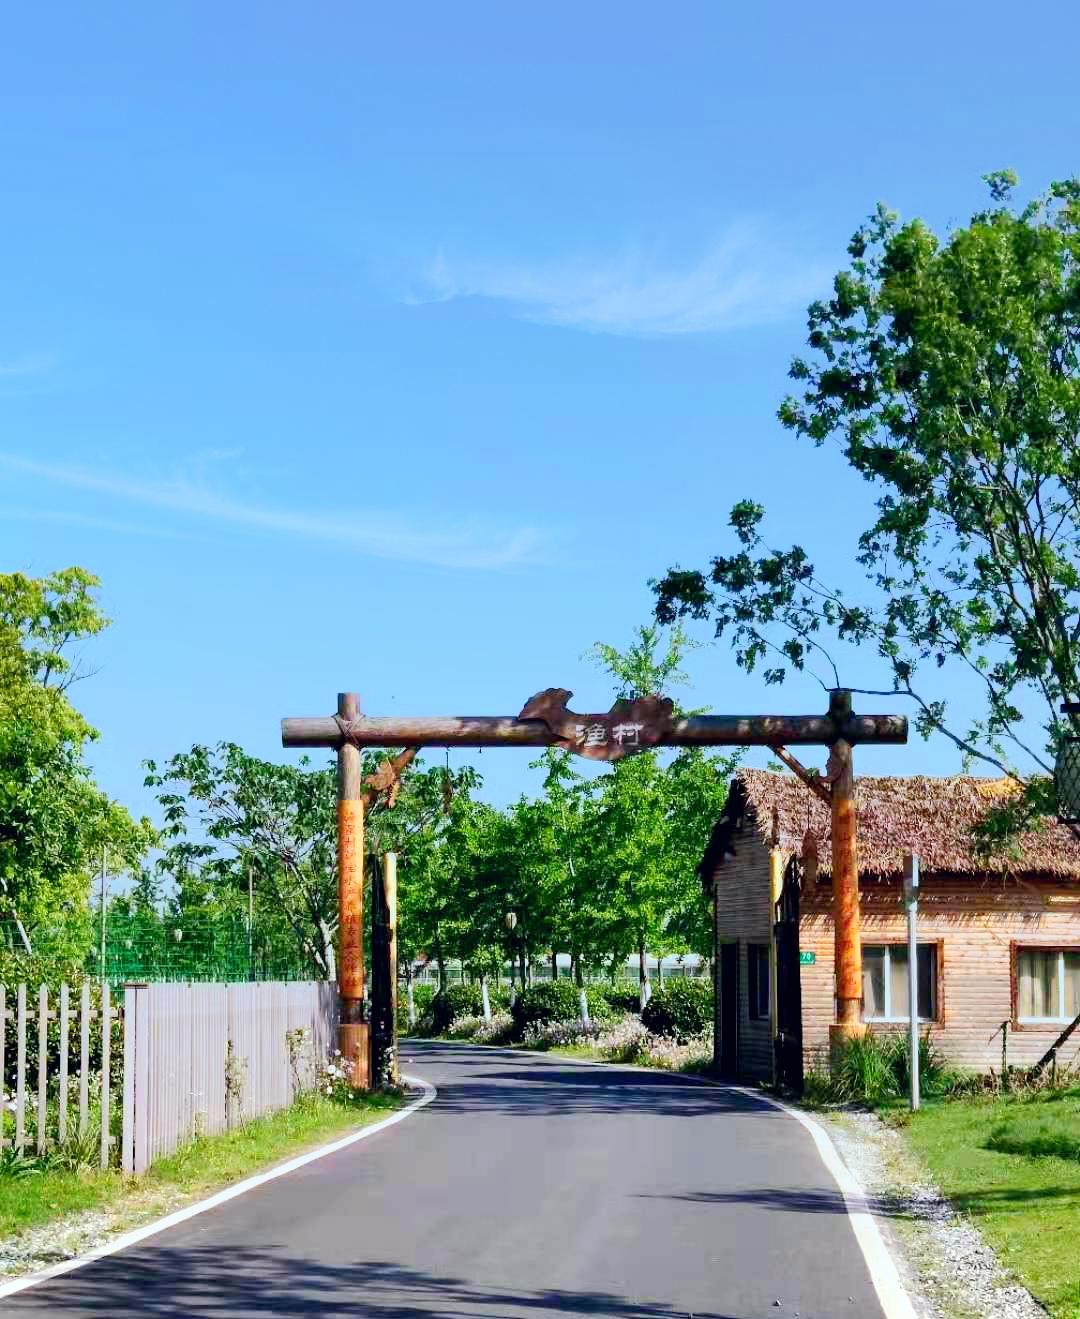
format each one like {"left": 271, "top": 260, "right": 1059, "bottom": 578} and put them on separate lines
{"left": 774, "top": 857, "right": 804, "bottom": 1096}
{"left": 719, "top": 942, "right": 738, "bottom": 1079}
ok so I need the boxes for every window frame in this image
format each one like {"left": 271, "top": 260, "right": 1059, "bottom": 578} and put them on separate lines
{"left": 861, "top": 940, "right": 941, "bottom": 1024}
{"left": 747, "top": 943, "right": 771, "bottom": 1021}
{"left": 1011, "top": 944, "right": 1080, "bottom": 1027}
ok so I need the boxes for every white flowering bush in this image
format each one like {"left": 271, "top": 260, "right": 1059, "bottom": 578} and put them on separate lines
{"left": 472, "top": 1011, "right": 514, "bottom": 1044}
{"left": 592, "top": 1017, "right": 652, "bottom": 1062}
{"left": 446, "top": 1014, "right": 487, "bottom": 1040}
{"left": 638, "top": 1030, "right": 713, "bottom": 1072}
{"left": 521, "top": 1018, "right": 602, "bottom": 1050}
{"left": 317, "top": 1050, "right": 357, "bottom": 1101}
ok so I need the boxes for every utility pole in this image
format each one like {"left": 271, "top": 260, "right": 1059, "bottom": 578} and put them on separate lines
{"left": 99, "top": 846, "right": 108, "bottom": 985}
{"left": 247, "top": 859, "right": 254, "bottom": 981}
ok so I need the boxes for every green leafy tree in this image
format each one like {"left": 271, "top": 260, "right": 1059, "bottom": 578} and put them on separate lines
{"left": 585, "top": 624, "right": 731, "bottom": 1000}
{"left": 654, "top": 174, "right": 1080, "bottom": 836}
{"left": 0, "top": 569, "right": 152, "bottom": 958}
{"left": 145, "top": 744, "right": 341, "bottom": 977}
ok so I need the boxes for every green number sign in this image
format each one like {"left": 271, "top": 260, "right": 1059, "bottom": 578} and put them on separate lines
{"left": 799, "top": 950, "right": 816, "bottom": 965}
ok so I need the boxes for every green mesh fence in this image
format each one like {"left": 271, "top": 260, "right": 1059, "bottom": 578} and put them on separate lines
{"left": 1, "top": 915, "right": 315, "bottom": 984}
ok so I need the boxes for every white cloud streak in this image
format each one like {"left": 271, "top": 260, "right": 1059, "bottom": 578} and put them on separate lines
{"left": 0, "top": 354, "right": 53, "bottom": 378}
{"left": 0, "top": 507, "right": 185, "bottom": 539}
{"left": 414, "top": 227, "right": 827, "bottom": 336}
{"left": 0, "top": 455, "right": 544, "bottom": 570}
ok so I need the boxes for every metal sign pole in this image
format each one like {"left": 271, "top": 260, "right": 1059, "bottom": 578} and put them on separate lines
{"left": 904, "top": 853, "right": 920, "bottom": 1111}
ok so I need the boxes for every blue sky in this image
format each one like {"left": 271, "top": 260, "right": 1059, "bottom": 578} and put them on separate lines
{"left": 3, "top": 3, "right": 1079, "bottom": 821}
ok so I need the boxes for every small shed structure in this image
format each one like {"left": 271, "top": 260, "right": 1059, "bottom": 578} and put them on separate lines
{"left": 702, "top": 769, "right": 1080, "bottom": 1080}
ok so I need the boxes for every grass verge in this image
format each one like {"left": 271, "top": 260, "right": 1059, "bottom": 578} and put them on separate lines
{"left": 884, "top": 1086, "right": 1080, "bottom": 1319}
{"left": 0, "top": 1089, "right": 404, "bottom": 1248}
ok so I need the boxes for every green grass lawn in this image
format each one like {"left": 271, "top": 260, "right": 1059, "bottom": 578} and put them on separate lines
{"left": 0, "top": 1089, "right": 404, "bottom": 1247}
{"left": 887, "top": 1086, "right": 1080, "bottom": 1319}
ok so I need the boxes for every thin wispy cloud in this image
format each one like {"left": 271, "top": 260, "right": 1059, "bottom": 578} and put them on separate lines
{"left": 0, "top": 507, "right": 184, "bottom": 540}
{"left": 413, "top": 226, "right": 827, "bottom": 336}
{"left": 0, "top": 353, "right": 53, "bottom": 378}
{"left": 0, "top": 455, "right": 545, "bottom": 570}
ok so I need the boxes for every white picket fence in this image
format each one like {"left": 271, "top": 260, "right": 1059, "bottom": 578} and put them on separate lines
{"left": 0, "top": 981, "right": 117, "bottom": 1166}
{"left": 1, "top": 981, "right": 337, "bottom": 1175}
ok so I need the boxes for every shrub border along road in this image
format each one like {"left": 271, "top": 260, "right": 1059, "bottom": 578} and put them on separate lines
{"left": 0, "top": 1080, "right": 434, "bottom": 1301}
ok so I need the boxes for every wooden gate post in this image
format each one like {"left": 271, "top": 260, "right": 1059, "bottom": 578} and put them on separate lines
{"left": 385, "top": 851, "right": 398, "bottom": 1084}
{"left": 828, "top": 689, "right": 864, "bottom": 1054}
{"left": 369, "top": 852, "right": 399, "bottom": 1086}
{"left": 337, "top": 693, "right": 370, "bottom": 1089}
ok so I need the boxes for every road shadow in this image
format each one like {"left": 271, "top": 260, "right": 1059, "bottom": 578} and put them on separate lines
{"left": 636, "top": 1187, "right": 883, "bottom": 1215}
{"left": 7, "top": 1248, "right": 743, "bottom": 1318}
{"left": 405, "top": 1044, "right": 778, "bottom": 1120}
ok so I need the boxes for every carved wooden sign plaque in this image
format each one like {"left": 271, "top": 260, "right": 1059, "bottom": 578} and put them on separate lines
{"left": 518, "top": 688, "right": 675, "bottom": 761}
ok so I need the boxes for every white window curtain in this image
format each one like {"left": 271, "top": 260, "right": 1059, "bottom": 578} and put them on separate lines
{"left": 862, "top": 944, "right": 936, "bottom": 1021}
{"left": 1018, "top": 950, "right": 1080, "bottom": 1022}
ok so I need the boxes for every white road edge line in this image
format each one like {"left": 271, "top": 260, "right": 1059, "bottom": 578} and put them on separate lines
{"left": 431, "top": 1042, "right": 917, "bottom": 1319}
{"left": 0, "top": 1076, "right": 438, "bottom": 1301}
{"left": 729, "top": 1086, "right": 918, "bottom": 1319}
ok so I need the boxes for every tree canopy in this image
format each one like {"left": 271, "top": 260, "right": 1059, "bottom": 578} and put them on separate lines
{"left": 654, "top": 174, "right": 1080, "bottom": 836}
{"left": 0, "top": 569, "right": 153, "bottom": 958}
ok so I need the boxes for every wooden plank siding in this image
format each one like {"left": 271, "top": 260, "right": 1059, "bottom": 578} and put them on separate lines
{"left": 710, "top": 817, "right": 1080, "bottom": 1077}
{"left": 711, "top": 831, "right": 774, "bottom": 1080}
{"left": 800, "top": 881, "right": 1080, "bottom": 1072}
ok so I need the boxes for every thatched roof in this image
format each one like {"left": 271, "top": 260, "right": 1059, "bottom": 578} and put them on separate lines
{"left": 709, "top": 768, "right": 1080, "bottom": 881}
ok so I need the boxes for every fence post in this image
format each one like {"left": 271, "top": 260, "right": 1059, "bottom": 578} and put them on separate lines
{"left": 37, "top": 985, "right": 49, "bottom": 1154}
{"left": 79, "top": 982, "right": 90, "bottom": 1137}
{"left": 134, "top": 984, "right": 150, "bottom": 1173}
{"left": 100, "top": 981, "right": 111, "bottom": 1169}
{"left": 16, "top": 984, "right": 26, "bottom": 1152}
{"left": 59, "top": 983, "right": 69, "bottom": 1145}
{"left": 122, "top": 984, "right": 141, "bottom": 1174}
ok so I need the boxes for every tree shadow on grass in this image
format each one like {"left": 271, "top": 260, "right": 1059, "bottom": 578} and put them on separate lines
{"left": 638, "top": 1181, "right": 1080, "bottom": 1220}
{"left": 7, "top": 1248, "right": 742, "bottom": 1318}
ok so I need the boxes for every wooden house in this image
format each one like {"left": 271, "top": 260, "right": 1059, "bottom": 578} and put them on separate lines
{"left": 702, "top": 769, "right": 1080, "bottom": 1081}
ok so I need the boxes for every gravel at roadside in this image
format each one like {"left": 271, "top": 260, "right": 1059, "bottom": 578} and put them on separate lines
{"left": 818, "top": 1107, "right": 1046, "bottom": 1319}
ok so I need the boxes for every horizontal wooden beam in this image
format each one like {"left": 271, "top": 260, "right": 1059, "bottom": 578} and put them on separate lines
{"left": 281, "top": 710, "right": 908, "bottom": 750}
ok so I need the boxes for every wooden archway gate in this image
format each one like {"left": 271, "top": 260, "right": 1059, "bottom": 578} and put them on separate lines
{"left": 281, "top": 687, "right": 907, "bottom": 1089}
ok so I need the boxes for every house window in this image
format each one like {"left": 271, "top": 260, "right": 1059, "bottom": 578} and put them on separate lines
{"left": 1017, "top": 949, "right": 1080, "bottom": 1024}
{"left": 748, "top": 944, "right": 770, "bottom": 1020}
{"left": 862, "top": 944, "right": 937, "bottom": 1022}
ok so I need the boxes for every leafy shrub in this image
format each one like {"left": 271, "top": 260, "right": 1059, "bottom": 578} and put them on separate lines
{"left": 642, "top": 979, "right": 714, "bottom": 1042}
{"left": 511, "top": 981, "right": 613, "bottom": 1032}
{"left": 831, "top": 1032, "right": 901, "bottom": 1103}
{"left": 0, "top": 955, "right": 121, "bottom": 1097}
{"left": 827, "top": 1030, "right": 957, "bottom": 1105}
{"left": 429, "top": 984, "right": 486, "bottom": 1033}
{"left": 398, "top": 982, "right": 435, "bottom": 1034}
{"left": 512, "top": 981, "right": 582, "bottom": 1030}
{"left": 596, "top": 984, "right": 641, "bottom": 1015}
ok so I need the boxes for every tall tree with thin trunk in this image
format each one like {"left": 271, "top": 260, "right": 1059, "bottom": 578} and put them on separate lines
{"left": 654, "top": 174, "right": 1080, "bottom": 842}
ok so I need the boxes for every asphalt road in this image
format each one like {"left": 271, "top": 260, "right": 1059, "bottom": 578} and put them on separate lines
{"left": 5, "top": 1041, "right": 888, "bottom": 1318}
